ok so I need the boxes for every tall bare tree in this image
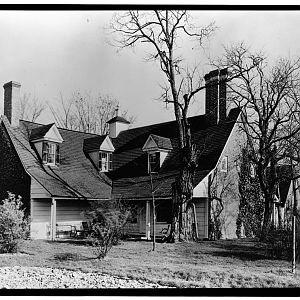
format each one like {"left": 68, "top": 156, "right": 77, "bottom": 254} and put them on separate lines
{"left": 219, "top": 43, "right": 300, "bottom": 238}
{"left": 110, "top": 10, "right": 219, "bottom": 241}
{"left": 49, "top": 91, "right": 135, "bottom": 135}
{"left": 19, "top": 93, "right": 45, "bottom": 122}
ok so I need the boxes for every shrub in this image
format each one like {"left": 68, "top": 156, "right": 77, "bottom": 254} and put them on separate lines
{"left": 263, "top": 218, "right": 300, "bottom": 261}
{"left": 263, "top": 226, "right": 293, "bottom": 259}
{"left": 85, "top": 200, "right": 131, "bottom": 259}
{"left": 0, "top": 192, "right": 29, "bottom": 253}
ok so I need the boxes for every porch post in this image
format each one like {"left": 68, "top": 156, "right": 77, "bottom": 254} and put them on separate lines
{"left": 50, "top": 198, "right": 57, "bottom": 241}
{"left": 145, "top": 200, "right": 151, "bottom": 240}
{"left": 205, "top": 198, "right": 209, "bottom": 239}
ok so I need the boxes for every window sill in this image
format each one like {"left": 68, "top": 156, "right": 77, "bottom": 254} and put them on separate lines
{"left": 43, "top": 163, "right": 59, "bottom": 168}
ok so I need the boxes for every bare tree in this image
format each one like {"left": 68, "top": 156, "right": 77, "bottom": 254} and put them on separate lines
{"left": 110, "top": 10, "right": 220, "bottom": 242}
{"left": 19, "top": 93, "right": 45, "bottom": 122}
{"left": 219, "top": 43, "right": 300, "bottom": 239}
{"left": 49, "top": 91, "right": 136, "bottom": 135}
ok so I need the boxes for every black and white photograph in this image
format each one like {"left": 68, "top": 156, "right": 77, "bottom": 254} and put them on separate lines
{"left": 0, "top": 4, "right": 299, "bottom": 294}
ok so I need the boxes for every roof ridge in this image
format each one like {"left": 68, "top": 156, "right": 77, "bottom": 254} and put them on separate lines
{"left": 19, "top": 119, "right": 101, "bottom": 136}
{"left": 116, "top": 113, "right": 206, "bottom": 135}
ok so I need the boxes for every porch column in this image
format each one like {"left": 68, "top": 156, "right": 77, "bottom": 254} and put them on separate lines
{"left": 205, "top": 198, "right": 209, "bottom": 239}
{"left": 50, "top": 198, "right": 57, "bottom": 241}
{"left": 145, "top": 200, "right": 151, "bottom": 240}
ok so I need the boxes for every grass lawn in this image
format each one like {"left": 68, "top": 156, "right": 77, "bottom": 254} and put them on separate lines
{"left": 0, "top": 238, "right": 299, "bottom": 288}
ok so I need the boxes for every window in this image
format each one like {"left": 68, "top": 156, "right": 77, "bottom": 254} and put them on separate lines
{"left": 42, "top": 142, "right": 60, "bottom": 165}
{"left": 220, "top": 156, "right": 228, "bottom": 173}
{"left": 250, "top": 163, "right": 256, "bottom": 178}
{"left": 99, "top": 151, "right": 113, "bottom": 172}
{"left": 149, "top": 152, "right": 160, "bottom": 173}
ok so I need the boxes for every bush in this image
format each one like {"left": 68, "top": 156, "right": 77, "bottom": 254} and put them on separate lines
{"left": 85, "top": 200, "right": 131, "bottom": 259}
{"left": 0, "top": 192, "right": 29, "bottom": 253}
{"left": 263, "top": 227, "right": 293, "bottom": 259}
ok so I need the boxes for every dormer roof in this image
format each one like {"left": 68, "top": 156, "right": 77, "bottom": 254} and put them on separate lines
{"left": 142, "top": 134, "right": 173, "bottom": 152}
{"left": 29, "top": 123, "right": 64, "bottom": 143}
{"left": 83, "top": 135, "right": 115, "bottom": 153}
{"left": 107, "top": 115, "right": 130, "bottom": 124}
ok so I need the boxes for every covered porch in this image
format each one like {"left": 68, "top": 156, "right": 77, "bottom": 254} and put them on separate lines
{"left": 123, "top": 199, "right": 172, "bottom": 240}
{"left": 123, "top": 197, "right": 209, "bottom": 240}
{"left": 30, "top": 197, "right": 103, "bottom": 240}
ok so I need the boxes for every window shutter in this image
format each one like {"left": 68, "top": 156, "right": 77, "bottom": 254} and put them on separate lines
{"left": 55, "top": 144, "right": 60, "bottom": 165}
{"left": 109, "top": 153, "right": 113, "bottom": 170}
{"left": 42, "top": 142, "right": 49, "bottom": 163}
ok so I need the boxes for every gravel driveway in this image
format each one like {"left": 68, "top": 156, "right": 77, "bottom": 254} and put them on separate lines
{"left": 0, "top": 266, "right": 171, "bottom": 289}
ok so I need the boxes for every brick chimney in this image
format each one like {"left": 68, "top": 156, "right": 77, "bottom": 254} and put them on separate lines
{"left": 3, "top": 81, "right": 21, "bottom": 127}
{"left": 204, "top": 68, "right": 227, "bottom": 126}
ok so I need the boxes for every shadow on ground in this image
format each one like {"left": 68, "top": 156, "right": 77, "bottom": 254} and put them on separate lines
{"left": 52, "top": 252, "right": 97, "bottom": 262}
{"left": 207, "top": 250, "right": 267, "bottom": 261}
{"left": 197, "top": 238, "right": 268, "bottom": 261}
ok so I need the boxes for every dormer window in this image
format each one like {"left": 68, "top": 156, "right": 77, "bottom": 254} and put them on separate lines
{"left": 42, "top": 142, "right": 60, "bottom": 165}
{"left": 29, "top": 123, "right": 64, "bottom": 167}
{"left": 149, "top": 152, "right": 160, "bottom": 173}
{"left": 83, "top": 135, "right": 115, "bottom": 172}
{"left": 99, "top": 151, "right": 113, "bottom": 172}
{"left": 142, "top": 134, "right": 173, "bottom": 174}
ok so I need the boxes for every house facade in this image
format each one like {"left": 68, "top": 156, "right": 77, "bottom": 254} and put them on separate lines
{"left": 0, "top": 69, "right": 247, "bottom": 241}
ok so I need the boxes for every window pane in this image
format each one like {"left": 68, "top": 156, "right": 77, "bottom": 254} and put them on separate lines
{"left": 99, "top": 151, "right": 111, "bottom": 172}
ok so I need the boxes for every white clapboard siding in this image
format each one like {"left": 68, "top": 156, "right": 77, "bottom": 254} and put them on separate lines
{"left": 194, "top": 198, "right": 208, "bottom": 239}
{"left": 56, "top": 200, "right": 90, "bottom": 222}
{"left": 31, "top": 178, "right": 50, "bottom": 198}
{"left": 31, "top": 199, "right": 51, "bottom": 222}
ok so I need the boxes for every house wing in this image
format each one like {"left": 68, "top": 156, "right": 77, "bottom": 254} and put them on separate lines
{"left": 3, "top": 117, "right": 112, "bottom": 199}
{"left": 109, "top": 107, "right": 241, "bottom": 200}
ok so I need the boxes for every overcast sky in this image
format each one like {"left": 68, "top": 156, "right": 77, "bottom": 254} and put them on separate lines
{"left": 0, "top": 9, "right": 300, "bottom": 128}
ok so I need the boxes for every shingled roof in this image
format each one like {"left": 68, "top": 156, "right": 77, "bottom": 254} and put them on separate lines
{"left": 83, "top": 135, "right": 107, "bottom": 153}
{"left": 29, "top": 123, "right": 55, "bottom": 141}
{"left": 1, "top": 116, "right": 112, "bottom": 199}
{"left": 109, "top": 108, "right": 241, "bottom": 200}
{"left": 1, "top": 106, "right": 240, "bottom": 201}
{"left": 107, "top": 116, "right": 130, "bottom": 124}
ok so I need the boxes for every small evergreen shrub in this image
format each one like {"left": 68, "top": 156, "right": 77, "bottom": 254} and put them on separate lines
{"left": 0, "top": 192, "right": 29, "bottom": 253}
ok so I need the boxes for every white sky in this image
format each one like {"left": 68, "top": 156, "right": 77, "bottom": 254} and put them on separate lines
{"left": 0, "top": 9, "right": 300, "bottom": 128}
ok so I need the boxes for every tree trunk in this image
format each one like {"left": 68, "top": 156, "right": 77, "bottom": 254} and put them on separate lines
{"left": 260, "top": 193, "right": 273, "bottom": 240}
{"left": 167, "top": 143, "right": 198, "bottom": 242}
